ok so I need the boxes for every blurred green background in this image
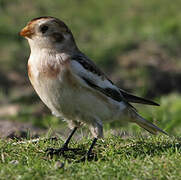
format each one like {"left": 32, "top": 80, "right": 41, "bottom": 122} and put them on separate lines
{"left": 0, "top": 0, "right": 181, "bottom": 137}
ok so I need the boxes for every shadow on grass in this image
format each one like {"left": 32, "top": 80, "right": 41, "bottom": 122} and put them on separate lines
{"left": 44, "top": 139, "right": 181, "bottom": 163}
{"left": 44, "top": 139, "right": 98, "bottom": 162}
{"left": 115, "top": 140, "right": 181, "bottom": 158}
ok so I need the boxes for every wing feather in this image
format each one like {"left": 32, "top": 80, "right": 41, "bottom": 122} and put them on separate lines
{"left": 70, "top": 54, "right": 158, "bottom": 107}
{"left": 70, "top": 55, "right": 124, "bottom": 102}
{"left": 119, "top": 89, "right": 160, "bottom": 106}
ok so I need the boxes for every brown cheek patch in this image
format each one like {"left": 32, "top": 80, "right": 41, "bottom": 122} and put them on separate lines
{"left": 52, "top": 33, "right": 64, "bottom": 43}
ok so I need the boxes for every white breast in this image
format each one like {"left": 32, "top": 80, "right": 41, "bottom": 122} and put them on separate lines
{"left": 28, "top": 49, "right": 127, "bottom": 125}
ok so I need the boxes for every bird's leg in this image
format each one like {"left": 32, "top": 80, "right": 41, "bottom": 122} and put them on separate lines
{"left": 62, "top": 127, "right": 78, "bottom": 149}
{"left": 76, "top": 120, "right": 102, "bottom": 162}
{"left": 46, "top": 127, "right": 80, "bottom": 157}
{"left": 87, "top": 138, "right": 97, "bottom": 157}
{"left": 77, "top": 138, "right": 98, "bottom": 162}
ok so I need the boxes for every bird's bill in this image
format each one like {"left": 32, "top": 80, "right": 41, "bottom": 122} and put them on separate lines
{"left": 19, "top": 26, "right": 34, "bottom": 38}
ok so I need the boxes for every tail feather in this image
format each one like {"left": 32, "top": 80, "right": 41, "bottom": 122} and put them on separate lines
{"left": 120, "top": 89, "right": 160, "bottom": 106}
{"left": 133, "top": 111, "right": 168, "bottom": 135}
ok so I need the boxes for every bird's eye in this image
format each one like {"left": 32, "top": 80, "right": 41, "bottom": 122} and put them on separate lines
{"left": 40, "top": 25, "right": 49, "bottom": 33}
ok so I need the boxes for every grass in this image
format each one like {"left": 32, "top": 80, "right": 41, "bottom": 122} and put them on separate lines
{"left": 1, "top": 0, "right": 181, "bottom": 179}
{"left": 0, "top": 135, "right": 181, "bottom": 179}
{"left": 0, "top": 93, "right": 180, "bottom": 179}
{"left": 1, "top": 93, "right": 181, "bottom": 179}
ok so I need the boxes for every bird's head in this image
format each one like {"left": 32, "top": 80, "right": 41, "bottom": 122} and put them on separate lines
{"left": 20, "top": 16, "right": 78, "bottom": 53}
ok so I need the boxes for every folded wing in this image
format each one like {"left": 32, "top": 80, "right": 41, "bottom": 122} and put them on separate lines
{"left": 70, "top": 55, "right": 124, "bottom": 103}
{"left": 70, "top": 54, "right": 159, "bottom": 106}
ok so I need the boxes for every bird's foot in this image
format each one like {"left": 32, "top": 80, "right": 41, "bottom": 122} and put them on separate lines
{"left": 46, "top": 146, "right": 81, "bottom": 158}
{"left": 76, "top": 153, "right": 98, "bottom": 163}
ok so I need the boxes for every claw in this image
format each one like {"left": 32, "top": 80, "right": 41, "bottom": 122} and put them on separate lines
{"left": 45, "top": 146, "right": 82, "bottom": 158}
{"left": 76, "top": 153, "right": 98, "bottom": 163}
{"left": 46, "top": 147, "right": 66, "bottom": 157}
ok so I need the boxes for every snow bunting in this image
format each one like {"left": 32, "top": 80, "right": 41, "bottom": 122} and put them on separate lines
{"left": 20, "top": 16, "right": 167, "bottom": 161}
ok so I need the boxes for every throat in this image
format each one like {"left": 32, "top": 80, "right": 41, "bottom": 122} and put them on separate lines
{"left": 29, "top": 50, "right": 70, "bottom": 79}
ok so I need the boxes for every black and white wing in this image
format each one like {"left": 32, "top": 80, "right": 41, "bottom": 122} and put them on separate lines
{"left": 70, "top": 54, "right": 159, "bottom": 106}
{"left": 70, "top": 54, "right": 125, "bottom": 103}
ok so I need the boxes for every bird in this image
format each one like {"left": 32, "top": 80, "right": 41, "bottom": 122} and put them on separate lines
{"left": 20, "top": 16, "right": 167, "bottom": 161}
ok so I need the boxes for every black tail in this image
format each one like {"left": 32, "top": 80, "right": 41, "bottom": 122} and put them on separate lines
{"left": 120, "top": 89, "right": 159, "bottom": 106}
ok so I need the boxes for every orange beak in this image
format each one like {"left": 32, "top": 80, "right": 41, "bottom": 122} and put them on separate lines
{"left": 19, "top": 26, "right": 34, "bottom": 38}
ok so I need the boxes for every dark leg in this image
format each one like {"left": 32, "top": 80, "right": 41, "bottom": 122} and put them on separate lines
{"left": 77, "top": 138, "right": 98, "bottom": 162}
{"left": 46, "top": 127, "right": 79, "bottom": 157}
{"left": 87, "top": 138, "right": 97, "bottom": 157}
{"left": 62, "top": 127, "right": 77, "bottom": 148}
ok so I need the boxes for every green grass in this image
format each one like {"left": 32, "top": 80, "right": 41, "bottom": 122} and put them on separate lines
{"left": 1, "top": 1, "right": 181, "bottom": 179}
{"left": 1, "top": 93, "right": 180, "bottom": 179}
{"left": 0, "top": 135, "right": 181, "bottom": 179}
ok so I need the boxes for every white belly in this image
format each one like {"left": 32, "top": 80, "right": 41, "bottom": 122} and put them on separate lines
{"left": 30, "top": 71, "right": 126, "bottom": 124}
{"left": 28, "top": 53, "right": 127, "bottom": 125}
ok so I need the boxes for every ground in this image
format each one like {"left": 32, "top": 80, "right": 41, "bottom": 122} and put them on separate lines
{"left": 0, "top": 134, "right": 181, "bottom": 179}
{"left": 0, "top": 94, "right": 181, "bottom": 179}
